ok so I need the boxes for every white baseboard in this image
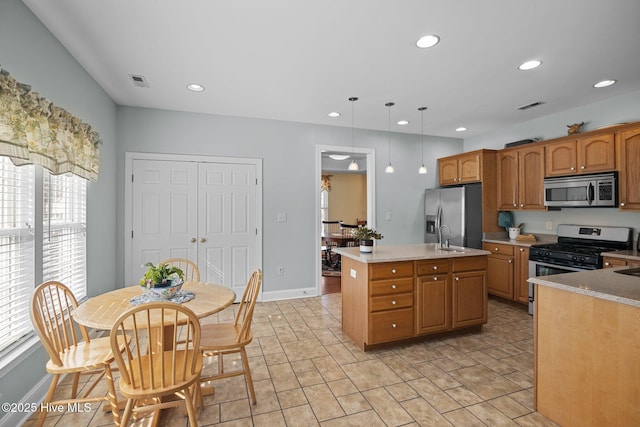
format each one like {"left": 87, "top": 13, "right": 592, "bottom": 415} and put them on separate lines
{"left": 261, "top": 286, "right": 318, "bottom": 301}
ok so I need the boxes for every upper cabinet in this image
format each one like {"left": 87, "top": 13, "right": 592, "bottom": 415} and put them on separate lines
{"left": 545, "top": 133, "right": 615, "bottom": 177}
{"left": 439, "top": 151, "right": 481, "bottom": 185}
{"left": 617, "top": 125, "right": 640, "bottom": 210}
{"left": 497, "top": 145, "right": 545, "bottom": 210}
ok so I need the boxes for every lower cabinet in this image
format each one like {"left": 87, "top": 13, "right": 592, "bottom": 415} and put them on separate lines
{"left": 483, "top": 242, "right": 529, "bottom": 305}
{"left": 451, "top": 256, "right": 488, "bottom": 327}
{"left": 603, "top": 256, "right": 640, "bottom": 268}
{"left": 416, "top": 261, "right": 451, "bottom": 335}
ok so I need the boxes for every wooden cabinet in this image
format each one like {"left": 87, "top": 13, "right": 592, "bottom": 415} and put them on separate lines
{"left": 603, "top": 256, "right": 640, "bottom": 268}
{"left": 451, "top": 256, "right": 488, "bottom": 327}
{"left": 617, "top": 125, "right": 640, "bottom": 210}
{"left": 497, "top": 145, "right": 545, "bottom": 210}
{"left": 545, "top": 133, "right": 615, "bottom": 177}
{"left": 438, "top": 152, "right": 481, "bottom": 185}
{"left": 514, "top": 246, "right": 530, "bottom": 304}
{"left": 484, "top": 243, "right": 514, "bottom": 299}
{"left": 341, "top": 255, "right": 488, "bottom": 350}
{"left": 416, "top": 260, "right": 451, "bottom": 335}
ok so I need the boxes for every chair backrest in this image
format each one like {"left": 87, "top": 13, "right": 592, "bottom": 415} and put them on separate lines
{"left": 340, "top": 223, "right": 359, "bottom": 235}
{"left": 31, "top": 281, "right": 89, "bottom": 367}
{"left": 322, "top": 220, "right": 341, "bottom": 238}
{"left": 159, "top": 258, "right": 200, "bottom": 282}
{"left": 234, "top": 269, "right": 262, "bottom": 343}
{"left": 110, "top": 302, "right": 201, "bottom": 391}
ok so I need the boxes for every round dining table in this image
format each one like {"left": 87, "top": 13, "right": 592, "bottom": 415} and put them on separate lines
{"left": 73, "top": 281, "right": 236, "bottom": 330}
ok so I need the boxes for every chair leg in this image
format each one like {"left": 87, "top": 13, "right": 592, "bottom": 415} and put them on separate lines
{"left": 71, "top": 372, "right": 80, "bottom": 399}
{"left": 240, "top": 347, "right": 256, "bottom": 404}
{"left": 36, "top": 374, "right": 59, "bottom": 427}
{"left": 120, "top": 399, "right": 134, "bottom": 427}
{"left": 104, "top": 364, "right": 121, "bottom": 426}
{"left": 183, "top": 386, "right": 199, "bottom": 427}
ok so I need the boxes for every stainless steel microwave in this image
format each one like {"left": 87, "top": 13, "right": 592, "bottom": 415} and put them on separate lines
{"left": 543, "top": 172, "right": 617, "bottom": 207}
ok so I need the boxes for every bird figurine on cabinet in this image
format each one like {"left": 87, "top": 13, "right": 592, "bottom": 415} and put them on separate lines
{"left": 567, "top": 122, "right": 584, "bottom": 135}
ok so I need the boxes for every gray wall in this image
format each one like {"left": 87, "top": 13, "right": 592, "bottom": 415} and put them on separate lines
{"left": 464, "top": 90, "right": 640, "bottom": 237}
{"left": 115, "top": 107, "right": 462, "bottom": 295}
{"left": 0, "top": 0, "right": 118, "bottom": 421}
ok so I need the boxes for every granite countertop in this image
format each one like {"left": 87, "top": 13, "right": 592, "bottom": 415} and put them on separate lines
{"left": 601, "top": 249, "right": 640, "bottom": 261}
{"left": 529, "top": 268, "right": 640, "bottom": 308}
{"left": 482, "top": 232, "right": 557, "bottom": 247}
{"left": 333, "top": 243, "right": 489, "bottom": 263}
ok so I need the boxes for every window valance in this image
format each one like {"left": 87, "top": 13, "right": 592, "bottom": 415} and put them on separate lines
{"left": 0, "top": 67, "right": 101, "bottom": 181}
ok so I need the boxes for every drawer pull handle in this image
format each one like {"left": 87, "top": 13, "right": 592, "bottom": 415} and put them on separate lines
{"left": 605, "top": 262, "right": 610, "bottom": 266}
{"left": 391, "top": 300, "right": 396, "bottom": 305}
{"left": 391, "top": 269, "right": 397, "bottom": 274}
{"left": 391, "top": 323, "right": 397, "bottom": 328}
{"left": 391, "top": 284, "right": 397, "bottom": 289}
{"left": 433, "top": 266, "right": 437, "bottom": 270}
{"left": 520, "top": 248, "right": 524, "bottom": 252}
{"left": 508, "top": 259, "right": 513, "bottom": 264}
{"left": 494, "top": 248, "right": 499, "bottom": 251}
{"left": 581, "top": 165, "right": 585, "bottom": 170}
{"left": 434, "top": 276, "right": 438, "bottom": 281}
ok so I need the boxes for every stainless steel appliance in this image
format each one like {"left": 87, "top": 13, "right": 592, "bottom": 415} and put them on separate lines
{"left": 425, "top": 184, "right": 483, "bottom": 249}
{"left": 543, "top": 172, "right": 617, "bottom": 207}
{"left": 528, "top": 224, "right": 633, "bottom": 314}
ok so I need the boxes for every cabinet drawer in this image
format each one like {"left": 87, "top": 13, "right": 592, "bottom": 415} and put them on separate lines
{"left": 369, "top": 262, "right": 413, "bottom": 280}
{"left": 451, "top": 255, "right": 487, "bottom": 272}
{"left": 370, "top": 293, "right": 413, "bottom": 312}
{"left": 369, "top": 308, "right": 414, "bottom": 344}
{"left": 417, "top": 260, "right": 450, "bottom": 275}
{"left": 483, "top": 242, "right": 514, "bottom": 256}
{"left": 369, "top": 278, "right": 414, "bottom": 296}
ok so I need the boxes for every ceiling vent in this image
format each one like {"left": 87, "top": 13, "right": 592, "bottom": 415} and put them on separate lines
{"left": 129, "top": 74, "right": 149, "bottom": 88}
{"left": 517, "top": 101, "right": 545, "bottom": 111}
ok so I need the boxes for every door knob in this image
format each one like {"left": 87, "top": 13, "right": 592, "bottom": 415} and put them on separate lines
{"left": 191, "top": 237, "right": 196, "bottom": 243}
{"left": 200, "top": 237, "right": 206, "bottom": 243}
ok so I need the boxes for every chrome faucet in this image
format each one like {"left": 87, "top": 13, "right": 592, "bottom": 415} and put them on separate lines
{"left": 438, "top": 225, "right": 451, "bottom": 248}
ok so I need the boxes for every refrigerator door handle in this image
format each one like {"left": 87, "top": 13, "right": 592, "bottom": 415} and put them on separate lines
{"left": 436, "top": 205, "right": 442, "bottom": 243}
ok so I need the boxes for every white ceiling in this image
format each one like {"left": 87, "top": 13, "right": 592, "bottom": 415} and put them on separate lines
{"left": 22, "top": 0, "right": 640, "bottom": 139}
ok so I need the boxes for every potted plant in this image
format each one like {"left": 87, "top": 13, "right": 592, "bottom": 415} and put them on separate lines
{"left": 352, "top": 226, "right": 383, "bottom": 253}
{"left": 139, "top": 262, "right": 185, "bottom": 299}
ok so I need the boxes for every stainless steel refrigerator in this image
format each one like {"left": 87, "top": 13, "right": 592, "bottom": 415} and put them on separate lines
{"left": 425, "top": 183, "right": 483, "bottom": 249}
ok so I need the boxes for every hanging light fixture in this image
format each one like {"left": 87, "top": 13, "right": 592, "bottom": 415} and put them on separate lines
{"left": 348, "top": 97, "right": 359, "bottom": 171}
{"left": 418, "top": 106, "right": 428, "bottom": 174}
{"left": 385, "top": 102, "right": 395, "bottom": 173}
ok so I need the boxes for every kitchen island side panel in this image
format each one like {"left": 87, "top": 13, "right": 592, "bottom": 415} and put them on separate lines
{"left": 341, "top": 256, "right": 369, "bottom": 347}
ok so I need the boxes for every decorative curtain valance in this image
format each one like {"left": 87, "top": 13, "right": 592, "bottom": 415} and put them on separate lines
{"left": 0, "top": 67, "right": 101, "bottom": 181}
{"left": 321, "top": 174, "right": 332, "bottom": 192}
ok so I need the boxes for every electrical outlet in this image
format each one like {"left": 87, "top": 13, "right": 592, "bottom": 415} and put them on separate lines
{"left": 277, "top": 267, "right": 284, "bottom": 276}
{"left": 546, "top": 221, "right": 553, "bottom": 230}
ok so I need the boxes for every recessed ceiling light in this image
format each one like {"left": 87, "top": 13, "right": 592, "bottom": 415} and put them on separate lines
{"left": 593, "top": 79, "right": 616, "bottom": 88}
{"left": 328, "top": 111, "right": 341, "bottom": 118}
{"left": 456, "top": 127, "right": 467, "bottom": 132}
{"left": 187, "top": 83, "right": 205, "bottom": 92}
{"left": 518, "top": 60, "right": 542, "bottom": 71}
{"left": 397, "top": 120, "right": 409, "bottom": 126}
{"left": 329, "top": 154, "right": 350, "bottom": 160}
{"left": 416, "top": 34, "right": 440, "bottom": 49}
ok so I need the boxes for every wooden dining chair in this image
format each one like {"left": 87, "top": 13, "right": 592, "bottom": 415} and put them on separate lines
{"left": 340, "top": 223, "right": 359, "bottom": 247}
{"left": 199, "top": 269, "right": 262, "bottom": 404}
{"left": 159, "top": 257, "right": 200, "bottom": 282}
{"left": 322, "top": 221, "right": 341, "bottom": 266}
{"left": 30, "top": 281, "right": 122, "bottom": 427}
{"left": 110, "top": 302, "right": 202, "bottom": 426}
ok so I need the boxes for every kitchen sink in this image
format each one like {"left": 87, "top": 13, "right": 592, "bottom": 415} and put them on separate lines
{"left": 614, "top": 267, "right": 640, "bottom": 277}
{"left": 438, "top": 247, "right": 464, "bottom": 253}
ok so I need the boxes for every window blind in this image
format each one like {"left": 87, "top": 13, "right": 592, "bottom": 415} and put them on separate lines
{"left": 0, "top": 158, "right": 35, "bottom": 353}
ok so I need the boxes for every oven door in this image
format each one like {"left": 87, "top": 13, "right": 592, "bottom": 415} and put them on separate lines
{"left": 527, "top": 260, "right": 591, "bottom": 315}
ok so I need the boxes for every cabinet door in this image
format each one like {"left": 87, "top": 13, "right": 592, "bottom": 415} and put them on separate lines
{"left": 438, "top": 157, "right": 459, "bottom": 186}
{"left": 416, "top": 275, "right": 451, "bottom": 335}
{"left": 486, "top": 254, "right": 514, "bottom": 299}
{"left": 514, "top": 247, "right": 530, "bottom": 304}
{"left": 519, "top": 146, "right": 545, "bottom": 209}
{"left": 545, "top": 140, "right": 577, "bottom": 177}
{"left": 602, "top": 256, "right": 627, "bottom": 268}
{"left": 458, "top": 152, "right": 481, "bottom": 183}
{"left": 497, "top": 151, "right": 518, "bottom": 210}
{"left": 618, "top": 127, "right": 640, "bottom": 210}
{"left": 452, "top": 270, "right": 487, "bottom": 328}
{"left": 578, "top": 133, "right": 615, "bottom": 173}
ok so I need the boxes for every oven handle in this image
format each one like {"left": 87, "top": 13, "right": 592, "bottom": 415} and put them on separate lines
{"left": 528, "top": 259, "right": 592, "bottom": 277}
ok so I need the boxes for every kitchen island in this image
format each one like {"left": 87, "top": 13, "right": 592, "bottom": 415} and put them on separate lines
{"left": 529, "top": 269, "right": 640, "bottom": 426}
{"left": 333, "top": 244, "right": 490, "bottom": 351}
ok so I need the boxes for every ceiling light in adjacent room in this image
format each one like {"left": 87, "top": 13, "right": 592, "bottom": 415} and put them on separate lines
{"left": 348, "top": 97, "right": 360, "bottom": 172}
{"left": 456, "top": 127, "right": 467, "bottom": 132}
{"left": 593, "top": 79, "right": 616, "bottom": 88}
{"left": 187, "top": 83, "right": 205, "bottom": 92}
{"left": 416, "top": 35, "right": 440, "bottom": 49}
{"left": 518, "top": 60, "right": 542, "bottom": 71}
{"left": 328, "top": 111, "right": 341, "bottom": 118}
{"left": 329, "top": 154, "right": 350, "bottom": 160}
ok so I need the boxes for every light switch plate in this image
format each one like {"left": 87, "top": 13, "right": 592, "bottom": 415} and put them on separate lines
{"left": 277, "top": 212, "right": 287, "bottom": 222}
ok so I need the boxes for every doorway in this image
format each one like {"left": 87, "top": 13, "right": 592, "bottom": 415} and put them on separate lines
{"left": 315, "top": 145, "right": 375, "bottom": 295}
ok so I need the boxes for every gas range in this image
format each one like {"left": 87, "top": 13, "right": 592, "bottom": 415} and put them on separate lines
{"left": 529, "top": 224, "right": 633, "bottom": 270}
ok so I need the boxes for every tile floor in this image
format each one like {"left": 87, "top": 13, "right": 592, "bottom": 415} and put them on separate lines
{"left": 24, "top": 295, "right": 559, "bottom": 426}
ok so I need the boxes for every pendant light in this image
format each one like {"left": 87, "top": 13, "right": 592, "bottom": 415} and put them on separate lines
{"left": 418, "top": 106, "right": 428, "bottom": 174}
{"left": 348, "top": 97, "right": 359, "bottom": 171}
{"left": 385, "top": 102, "right": 395, "bottom": 173}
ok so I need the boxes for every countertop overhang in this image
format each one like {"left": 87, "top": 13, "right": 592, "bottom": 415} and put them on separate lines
{"left": 333, "top": 243, "right": 489, "bottom": 263}
{"left": 529, "top": 268, "right": 640, "bottom": 307}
